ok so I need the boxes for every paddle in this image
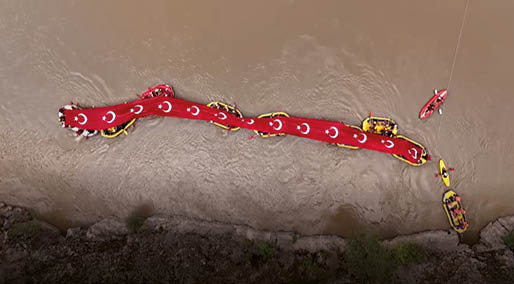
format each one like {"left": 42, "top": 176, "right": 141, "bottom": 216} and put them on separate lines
{"left": 434, "top": 168, "right": 455, "bottom": 177}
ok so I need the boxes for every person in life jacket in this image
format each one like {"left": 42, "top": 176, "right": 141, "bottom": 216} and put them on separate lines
{"left": 451, "top": 207, "right": 465, "bottom": 218}
{"left": 384, "top": 124, "right": 393, "bottom": 137}
{"left": 456, "top": 220, "right": 468, "bottom": 230}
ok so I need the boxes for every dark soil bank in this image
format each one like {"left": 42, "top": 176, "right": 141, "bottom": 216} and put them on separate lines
{"left": 1, "top": 202, "right": 513, "bottom": 284}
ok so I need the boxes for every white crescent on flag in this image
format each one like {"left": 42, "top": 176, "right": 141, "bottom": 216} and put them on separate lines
{"left": 326, "top": 126, "right": 339, "bottom": 139}
{"left": 103, "top": 111, "right": 116, "bottom": 123}
{"left": 297, "top": 123, "right": 310, "bottom": 135}
{"left": 273, "top": 119, "right": 283, "bottom": 131}
{"left": 77, "top": 113, "right": 87, "bottom": 125}
{"left": 134, "top": 104, "right": 144, "bottom": 114}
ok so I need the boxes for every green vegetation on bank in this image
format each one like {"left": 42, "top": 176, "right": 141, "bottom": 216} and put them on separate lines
{"left": 292, "top": 232, "right": 298, "bottom": 244}
{"left": 7, "top": 221, "right": 41, "bottom": 240}
{"left": 251, "top": 234, "right": 426, "bottom": 282}
{"left": 257, "top": 241, "right": 278, "bottom": 261}
{"left": 345, "top": 235, "right": 397, "bottom": 283}
{"left": 125, "top": 204, "right": 154, "bottom": 232}
{"left": 344, "top": 235, "right": 426, "bottom": 283}
{"left": 392, "top": 243, "right": 425, "bottom": 265}
{"left": 503, "top": 231, "right": 514, "bottom": 250}
{"left": 126, "top": 212, "right": 147, "bottom": 232}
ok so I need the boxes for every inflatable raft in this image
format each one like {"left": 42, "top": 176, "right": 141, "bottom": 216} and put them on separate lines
{"left": 101, "top": 119, "right": 136, "bottom": 138}
{"left": 391, "top": 135, "right": 429, "bottom": 167}
{"left": 337, "top": 125, "right": 363, "bottom": 150}
{"left": 362, "top": 116, "right": 398, "bottom": 137}
{"left": 442, "top": 189, "right": 468, "bottom": 234}
{"left": 254, "top": 112, "right": 290, "bottom": 138}
{"left": 206, "top": 101, "right": 243, "bottom": 131}
{"left": 58, "top": 84, "right": 429, "bottom": 166}
{"left": 419, "top": 89, "right": 448, "bottom": 120}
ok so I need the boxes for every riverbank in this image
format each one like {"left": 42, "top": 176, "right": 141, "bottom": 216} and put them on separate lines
{"left": 1, "top": 202, "right": 513, "bottom": 283}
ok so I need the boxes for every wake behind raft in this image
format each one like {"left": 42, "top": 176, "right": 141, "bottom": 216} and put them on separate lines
{"left": 58, "top": 84, "right": 429, "bottom": 166}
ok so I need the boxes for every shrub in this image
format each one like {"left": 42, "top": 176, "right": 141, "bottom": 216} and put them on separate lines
{"left": 503, "top": 231, "right": 514, "bottom": 250}
{"left": 302, "top": 258, "right": 321, "bottom": 277}
{"left": 392, "top": 243, "right": 424, "bottom": 265}
{"left": 286, "top": 258, "right": 322, "bottom": 284}
{"left": 344, "top": 235, "right": 397, "bottom": 283}
{"left": 126, "top": 212, "right": 146, "bottom": 232}
{"left": 258, "top": 241, "right": 278, "bottom": 261}
{"left": 292, "top": 233, "right": 298, "bottom": 244}
{"left": 126, "top": 203, "right": 154, "bottom": 232}
{"left": 8, "top": 221, "right": 41, "bottom": 240}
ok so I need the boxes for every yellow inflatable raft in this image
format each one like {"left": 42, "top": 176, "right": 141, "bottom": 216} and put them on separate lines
{"left": 206, "top": 101, "right": 243, "bottom": 131}
{"left": 254, "top": 112, "right": 289, "bottom": 138}
{"left": 362, "top": 116, "right": 398, "bottom": 137}
{"left": 337, "top": 125, "right": 363, "bottom": 150}
{"left": 391, "top": 135, "right": 428, "bottom": 166}
{"left": 442, "top": 189, "right": 468, "bottom": 234}
{"left": 100, "top": 118, "right": 136, "bottom": 138}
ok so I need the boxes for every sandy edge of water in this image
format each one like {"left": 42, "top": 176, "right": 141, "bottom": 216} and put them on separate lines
{"left": 3, "top": 201, "right": 512, "bottom": 251}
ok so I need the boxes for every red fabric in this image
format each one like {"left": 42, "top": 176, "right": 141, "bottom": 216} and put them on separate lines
{"left": 62, "top": 86, "right": 427, "bottom": 165}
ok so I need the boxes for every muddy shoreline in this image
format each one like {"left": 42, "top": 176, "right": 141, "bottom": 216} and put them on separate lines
{"left": 2, "top": 202, "right": 513, "bottom": 283}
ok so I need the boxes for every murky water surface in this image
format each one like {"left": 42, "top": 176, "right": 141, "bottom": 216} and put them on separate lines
{"left": 1, "top": 0, "right": 513, "bottom": 241}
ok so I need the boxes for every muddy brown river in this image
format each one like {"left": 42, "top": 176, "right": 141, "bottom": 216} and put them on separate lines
{"left": 1, "top": 0, "right": 513, "bottom": 242}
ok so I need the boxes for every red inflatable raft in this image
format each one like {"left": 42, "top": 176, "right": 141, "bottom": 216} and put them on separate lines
{"left": 419, "top": 89, "right": 448, "bottom": 120}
